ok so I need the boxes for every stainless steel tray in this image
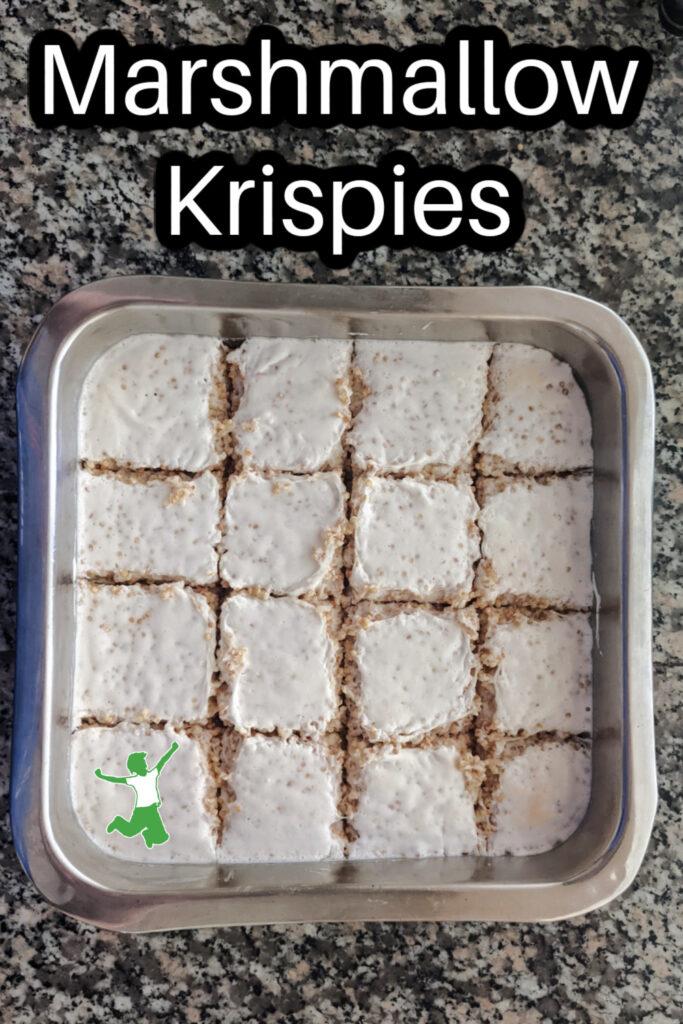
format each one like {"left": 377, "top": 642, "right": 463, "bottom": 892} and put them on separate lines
{"left": 12, "top": 278, "right": 656, "bottom": 930}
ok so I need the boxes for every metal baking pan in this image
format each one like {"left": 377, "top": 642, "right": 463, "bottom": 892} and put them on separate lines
{"left": 12, "top": 278, "right": 656, "bottom": 930}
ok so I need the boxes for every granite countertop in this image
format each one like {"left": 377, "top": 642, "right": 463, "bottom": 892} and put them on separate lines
{"left": 1, "top": 1, "right": 681, "bottom": 1021}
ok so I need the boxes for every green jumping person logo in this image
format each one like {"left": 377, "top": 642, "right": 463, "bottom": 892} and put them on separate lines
{"left": 94, "top": 740, "right": 179, "bottom": 848}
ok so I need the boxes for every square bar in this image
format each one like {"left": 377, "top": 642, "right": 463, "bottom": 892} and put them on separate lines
{"left": 218, "top": 736, "right": 343, "bottom": 863}
{"left": 73, "top": 582, "right": 216, "bottom": 725}
{"left": 70, "top": 724, "right": 217, "bottom": 863}
{"left": 80, "top": 333, "right": 226, "bottom": 472}
{"left": 229, "top": 336, "right": 352, "bottom": 471}
{"left": 476, "top": 475, "right": 593, "bottom": 609}
{"left": 347, "top": 744, "right": 482, "bottom": 860}
{"left": 350, "top": 474, "right": 479, "bottom": 603}
{"left": 78, "top": 470, "right": 221, "bottom": 584}
{"left": 220, "top": 471, "right": 346, "bottom": 598}
{"left": 478, "top": 344, "right": 592, "bottom": 476}
{"left": 350, "top": 339, "right": 492, "bottom": 475}
{"left": 479, "top": 608, "right": 592, "bottom": 737}
{"left": 346, "top": 603, "right": 478, "bottom": 742}
{"left": 219, "top": 594, "right": 340, "bottom": 737}
{"left": 487, "top": 740, "right": 591, "bottom": 856}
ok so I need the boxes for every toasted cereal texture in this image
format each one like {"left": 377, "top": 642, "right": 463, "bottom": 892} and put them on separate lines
{"left": 479, "top": 608, "right": 592, "bottom": 738}
{"left": 220, "top": 471, "right": 346, "bottom": 598}
{"left": 80, "top": 334, "right": 226, "bottom": 471}
{"left": 78, "top": 470, "right": 221, "bottom": 584}
{"left": 476, "top": 475, "right": 593, "bottom": 609}
{"left": 347, "top": 744, "right": 482, "bottom": 859}
{"left": 349, "top": 339, "right": 492, "bottom": 475}
{"left": 345, "top": 603, "right": 478, "bottom": 742}
{"left": 71, "top": 723, "right": 216, "bottom": 863}
{"left": 487, "top": 740, "right": 591, "bottom": 855}
{"left": 479, "top": 344, "right": 592, "bottom": 476}
{"left": 74, "top": 582, "right": 216, "bottom": 725}
{"left": 350, "top": 475, "right": 479, "bottom": 604}
{"left": 229, "top": 336, "right": 352, "bottom": 471}
{"left": 218, "top": 594, "right": 340, "bottom": 736}
{"left": 218, "top": 736, "right": 343, "bottom": 863}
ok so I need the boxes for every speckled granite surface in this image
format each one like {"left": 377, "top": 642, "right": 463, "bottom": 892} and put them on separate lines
{"left": 0, "top": 1, "right": 681, "bottom": 1021}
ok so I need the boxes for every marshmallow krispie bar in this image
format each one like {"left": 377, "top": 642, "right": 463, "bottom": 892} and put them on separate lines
{"left": 80, "top": 334, "right": 226, "bottom": 472}
{"left": 74, "top": 582, "right": 216, "bottom": 725}
{"left": 71, "top": 724, "right": 217, "bottom": 863}
{"left": 479, "top": 344, "right": 592, "bottom": 476}
{"left": 347, "top": 744, "right": 483, "bottom": 859}
{"left": 479, "top": 609, "right": 592, "bottom": 738}
{"left": 476, "top": 474, "right": 593, "bottom": 609}
{"left": 349, "top": 339, "right": 492, "bottom": 475}
{"left": 78, "top": 470, "right": 221, "bottom": 584}
{"left": 219, "top": 595, "right": 340, "bottom": 737}
{"left": 229, "top": 336, "right": 352, "bottom": 471}
{"left": 487, "top": 740, "right": 591, "bottom": 856}
{"left": 350, "top": 475, "right": 479, "bottom": 604}
{"left": 219, "top": 735, "right": 343, "bottom": 863}
{"left": 220, "top": 471, "right": 346, "bottom": 598}
{"left": 345, "top": 604, "right": 478, "bottom": 743}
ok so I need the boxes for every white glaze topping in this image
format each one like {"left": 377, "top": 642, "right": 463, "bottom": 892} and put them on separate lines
{"left": 78, "top": 471, "right": 220, "bottom": 583}
{"left": 351, "top": 475, "right": 479, "bottom": 602}
{"left": 489, "top": 742, "right": 591, "bottom": 856}
{"left": 479, "top": 344, "right": 592, "bottom": 474}
{"left": 230, "top": 336, "right": 351, "bottom": 471}
{"left": 220, "top": 472, "right": 345, "bottom": 596}
{"left": 71, "top": 724, "right": 216, "bottom": 863}
{"left": 486, "top": 612, "right": 592, "bottom": 735}
{"left": 478, "top": 475, "right": 593, "bottom": 607}
{"left": 219, "top": 736, "right": 342, "bottom": 863}
{"left": 219, "top": 595, "right": 337, "bottom": 736}
{"left": 349, "top": 746, "right": 480, "bottom": 860}
{"left": 80, "top": 333, "right": 224, "bottom": 471}
{"left": 355, "top": 609, "right": 476, "bottom": 741}
{"left": 73, "top": 583, "right": 215, "bottom": 724}
{"left": 350, "top": 339, "right": 492, "bottom": 474}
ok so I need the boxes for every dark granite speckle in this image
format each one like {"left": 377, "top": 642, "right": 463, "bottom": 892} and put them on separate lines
{"left": 0, "top": 1, "right": 681, "bottom": 1021}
